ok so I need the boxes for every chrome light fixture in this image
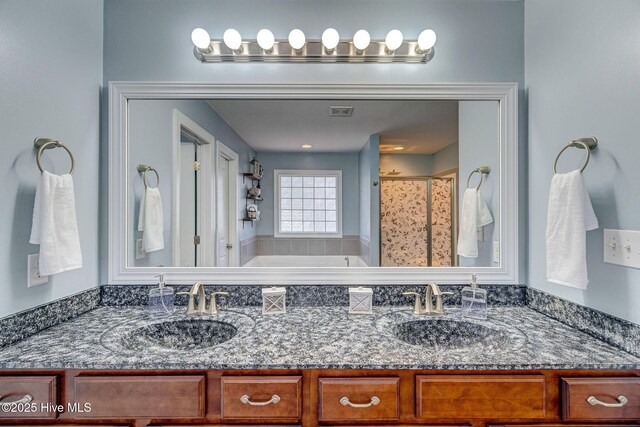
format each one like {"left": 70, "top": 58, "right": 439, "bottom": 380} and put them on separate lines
{"left": 321, "top": 28, "right": 340, "bottom": 54}
{"left": 353, "top": 29, "right": 371, "bottom": 54}
{"left": 288, "top": 29, "right": 306, "bottom": 53}
{"left": 223, "top": 28, "right": 243, "bottom": 54}
{"left": 256, "top": 28, "right": 275, "bottom": 53}
{"left": 191, "top": 27, "right": 436, "bottom": 63}
{"left": 384, "top": 29, "right": 404, "bottom": 54}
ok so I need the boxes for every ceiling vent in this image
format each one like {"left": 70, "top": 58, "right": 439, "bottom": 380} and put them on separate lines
{"left": 329, "top": 106, "right": 354, "bottom": 117}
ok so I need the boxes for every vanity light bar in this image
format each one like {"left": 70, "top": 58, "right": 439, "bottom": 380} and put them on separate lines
{"left": 191, "top": 28, "right": 437, "bottom": 64}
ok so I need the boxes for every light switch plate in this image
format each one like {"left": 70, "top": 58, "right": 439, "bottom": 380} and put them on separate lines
{"left": 27, "top": 254, "right": 48, "bottom": 287}
{"left": 603, "top": 229, "right": 640, "bottom": 269}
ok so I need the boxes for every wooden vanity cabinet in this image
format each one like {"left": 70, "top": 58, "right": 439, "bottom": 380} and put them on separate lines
{"left": 0, "top": 369, "right": 638, "bottom": 426}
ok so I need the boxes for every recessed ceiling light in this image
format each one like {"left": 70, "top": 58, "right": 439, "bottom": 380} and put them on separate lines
{"left": 301, "top": 144, "right": 312, "bottom": 149}
{"left": 393, "top": 146, "right": 405, "bottom": 151}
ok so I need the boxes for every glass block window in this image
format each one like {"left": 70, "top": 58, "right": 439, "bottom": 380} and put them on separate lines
{"left": 275, "top": 170, "right": 342, "bottom": 237}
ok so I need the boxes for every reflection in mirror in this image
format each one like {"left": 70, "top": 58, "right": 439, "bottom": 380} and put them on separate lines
{"left": 127, "top": 99, "right": 499, "bottom": 268}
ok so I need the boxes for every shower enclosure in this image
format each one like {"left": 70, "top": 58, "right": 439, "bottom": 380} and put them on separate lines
{"left": 380, "top": 177, "right": 456, "bottom": 267}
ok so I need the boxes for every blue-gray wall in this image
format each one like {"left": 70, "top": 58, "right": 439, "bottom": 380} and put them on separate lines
{"left": 128, "top": 100, "right": 256, "bottom": 267}
{"left": 525, "top": 0, "right": 640, "bottom": 324}
{"left": 433, "top": 142, "right": 459, "bottom": 175}
{"left": 458, "top": 101, "right": 500, "bottom": 267}
{"left": 0, "top": 0, "right": 103, "bottom": 318}
{"left": 358, "top": 135, "right": 380, "bottom": 266}
{"left": 102, "top": 0, "right": 524, "bottom": 277}
{"left": 379, "top": 154, "right": 434, "bottom": 177}
{"left": 255, "top": 152, "right": 360, "bottom": 236}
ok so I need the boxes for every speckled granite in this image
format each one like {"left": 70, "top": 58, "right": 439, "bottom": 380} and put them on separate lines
{"left": 0, "top": 287, "right": 100, "bottom": 348}
{"left": 101, "top": 284, "right": 527, "bottom": 307}
{"left": 0, "top": 306, "right": 638, "bottom": 370}
{"left": 527, "top": 288, "right": 640, "bottom": 357}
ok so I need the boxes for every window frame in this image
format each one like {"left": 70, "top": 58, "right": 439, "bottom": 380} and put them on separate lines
{"left": 274, "top": 169, "right": 343, "bottom": 239}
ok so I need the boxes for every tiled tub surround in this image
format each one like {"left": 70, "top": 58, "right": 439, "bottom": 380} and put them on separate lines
{"left": 0, "top": 306, "right": 638, "bottom": 370}
{"left": 255, "top": 235, "right": 361, "bottom": 256}
{"left": 241, "top": 235, "right": 372, "bottom": 266}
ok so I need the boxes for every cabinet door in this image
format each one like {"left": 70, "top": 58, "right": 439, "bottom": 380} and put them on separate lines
{"left": 0, "top": 376, "right": 58, "bottom": 419}
{"left": 561, "top": 377, "right": 640, "bottom": 421}
{"left": 221, "top": 376, "right": 302, "bottom": 420}
{"left": 73, "top": 375, "right": 206, "bottom": 419}
{"left": 318, "top": 377, "right": 399, "bottom": 422}
{"left": 416, "top": 375, "right": 547, "bottom": 419}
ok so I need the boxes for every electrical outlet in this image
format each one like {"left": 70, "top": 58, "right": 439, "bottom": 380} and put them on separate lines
{"left": 135, "top": 239, "right": 146, "bottom": 260}
{"left": 493, "top": 241, "right": 500, "bottom": 264}
{"left": 27, "top": 254, "right": 48, "bottom": 287}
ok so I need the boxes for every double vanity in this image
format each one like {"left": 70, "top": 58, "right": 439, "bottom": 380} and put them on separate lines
{"left": 0, "top": 284, "right": 638, "bottom": 426}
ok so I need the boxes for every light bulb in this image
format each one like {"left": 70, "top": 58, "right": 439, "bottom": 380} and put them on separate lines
{"left": 385, "top": 29, "right": 403, "bottom": 52}
{"left": 191, "top": 28, "right": 211, "bottom": 50}
{"left": 353, "top": 29, "right": 370, "bottom": 52}
{"left": 223, "top": 28, "right": 243, "bottom": 52}
{"left": 257, "top": 28, "right": 275, "bottom": 51}
{"left": 417, "top": 29, "right": 437, "bottom": 51}
{"left": 288, "top": 29, "right": 306, "bottom": 50}
{"left": 322, "top": 28, "right": 340, "bottom": 52}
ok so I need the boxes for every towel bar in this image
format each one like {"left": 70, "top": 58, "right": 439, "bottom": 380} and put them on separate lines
{"left": 466, "top": 166, "right": 491, "bottom": 190}
{"left": 34, "top": 137, "right": 75, "bottom": 175}
{"left": 137, "top": 164, "right": 160, "bottom": 188}
{"left": 553, "top": 137, "right": 598, "bottom": 174}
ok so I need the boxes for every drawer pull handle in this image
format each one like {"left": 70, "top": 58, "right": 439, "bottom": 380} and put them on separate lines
{"left": 340, "top": 395, "right": 380, "bottom": 408}
{"left": 0, "top": 394, "right": 33, "bottom": 404}
{"left": 240, "top": 394, "right": 281, "bottom": 406}
{"left": 587, "top": 395, "right": 629, "bottom": 408}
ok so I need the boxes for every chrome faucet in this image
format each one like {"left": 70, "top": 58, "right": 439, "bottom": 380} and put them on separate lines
{"left": 403, "top": 282, "right": 454, "bottom": 315}
{"left": 344, "top": 256, "right": 350, "bottom": 267}
{"left": 208, "top": 291, "right": 229, "bottom": 315}
{"left": 178, "top": 283, "right": 229, "bottom": 315}
{"left": 177, "top": 282, "right": 207, "bottom": 315}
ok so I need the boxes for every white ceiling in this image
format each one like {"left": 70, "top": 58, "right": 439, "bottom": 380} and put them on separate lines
{"left": 207, "top": 99, "right": 459, "bottom": 154}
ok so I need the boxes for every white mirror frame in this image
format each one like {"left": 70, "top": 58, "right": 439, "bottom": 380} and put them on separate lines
{"left": 109, "top": 82, "right": 518, "bottom": 284}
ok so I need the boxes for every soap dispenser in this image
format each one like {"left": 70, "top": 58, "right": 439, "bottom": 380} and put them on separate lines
{"left": 148, "top": 274, "right": 174, "bottom": 317}
{"left": 461, "top": 274, "right": 487, "bottom": 319}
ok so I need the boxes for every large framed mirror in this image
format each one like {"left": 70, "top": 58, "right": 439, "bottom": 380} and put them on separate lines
{"left": 109, "top": 83, "right": 518, "bottom": 284}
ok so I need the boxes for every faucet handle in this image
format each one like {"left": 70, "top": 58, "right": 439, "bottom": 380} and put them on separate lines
{"left": 209, "top": 291, "right": 229, "bottom": 315}
{"left": 402, "top": 292, "right": 423, "bottom": 315}
{"left": 176, "top": 292, "right": 197, "bottom": 314}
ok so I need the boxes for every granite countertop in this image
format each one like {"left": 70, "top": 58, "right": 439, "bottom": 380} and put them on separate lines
{"left": 0, "top": 305, "right": 638, "bottom": 370}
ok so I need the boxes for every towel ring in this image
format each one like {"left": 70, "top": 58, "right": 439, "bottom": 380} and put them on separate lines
{"left": 553, "top": 137, "right": 598, "bottom": 174}
{"left": 137, "top": 164, "right": 159, "bottom": 189}
{"left": 34, "top": 137, "right": 75, "bottom": 175}
{"left": 466, "top": 166, "right": 491, "bottom": 190}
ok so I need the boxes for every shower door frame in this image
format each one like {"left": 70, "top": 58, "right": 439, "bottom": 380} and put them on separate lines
{"left": 379, "top": 176, "right": 456, "bottom": 267}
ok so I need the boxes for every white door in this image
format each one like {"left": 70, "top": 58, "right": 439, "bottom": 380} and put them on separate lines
{"left": 216, "top": 155, "right": 230, "bottom": 266}
{"left": 179, "top": 142, "right": 197, "bottom": 267}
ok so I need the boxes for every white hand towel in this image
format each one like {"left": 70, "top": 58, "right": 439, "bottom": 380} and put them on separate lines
{"left": 138, "top": 187, "right": 164, "bottom": 252}
{"left": 546, "top": 169, "right": 598, "bottom": 289}
{"left": 457, "top": 188, "right": 494, "bottom": 258}
{"left": 29, "top": 171, "right": 83, "bottom": 276}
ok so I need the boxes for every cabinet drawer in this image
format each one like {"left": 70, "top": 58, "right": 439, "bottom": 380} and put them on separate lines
{"left": 318, "top": 377, "right": 399, "bottom": 422}
{"left": 562, "top": 377, "right": 640, "bottom": 421}
{"left": 416, "top": 375, "right": 546, "bottom": 419}
{"left": 0, "top": 376, "right": 58, "bottom": 419}
{"left": 73, "top": 375, "right": 205, "bottom": 419}
{"left": 221, "top": 375, "right": 302, "bottom": 420}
